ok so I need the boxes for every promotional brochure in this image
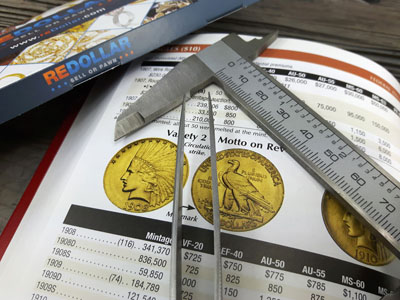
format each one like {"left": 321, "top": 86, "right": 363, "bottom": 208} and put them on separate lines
{"left": 0, "top": 0, "right": 257, "bottom": 124}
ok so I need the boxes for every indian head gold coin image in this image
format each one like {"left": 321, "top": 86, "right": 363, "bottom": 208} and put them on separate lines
{"left": 104, "top": 138, "right": 189, "bottom": 213}
{"left": 322, "top": 192, "right": 394, "bottom": 266}
{"left": 192, "top": 149, "right": 284, "bottom": 231}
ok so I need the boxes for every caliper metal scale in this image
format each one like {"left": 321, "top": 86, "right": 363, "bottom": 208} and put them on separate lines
{"left": 115, "top": 32, "right": 400, "bottom": 289}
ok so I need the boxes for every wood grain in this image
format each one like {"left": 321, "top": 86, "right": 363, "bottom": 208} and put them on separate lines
{"left": 206, "top": 0, "right": 400, "bottom": 79}
{"left": 216, "top": 0, "right": 400, "bottom": 49}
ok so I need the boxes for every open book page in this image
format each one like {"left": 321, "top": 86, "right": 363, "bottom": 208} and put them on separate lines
{"left": 0, "top": 33, "right": 399, "bottom": 299}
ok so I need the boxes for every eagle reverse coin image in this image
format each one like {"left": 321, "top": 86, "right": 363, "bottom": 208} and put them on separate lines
{"left": 192, "top": 149, "right": 284, "bottom": 231}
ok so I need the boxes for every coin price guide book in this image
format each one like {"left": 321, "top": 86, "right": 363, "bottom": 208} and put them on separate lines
{"left": 1, "top": 9, "right": 400, "bottom": 300}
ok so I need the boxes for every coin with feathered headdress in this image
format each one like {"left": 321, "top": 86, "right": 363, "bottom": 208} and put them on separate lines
{"left": 104, "top": 138, "right": 189, "bottom": 213}
{"left": 322, "top": 192, "right": 394, "bottom": 266}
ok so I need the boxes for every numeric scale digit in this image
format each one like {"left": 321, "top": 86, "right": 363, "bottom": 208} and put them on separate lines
{"left": 115, "top": 32, "right": 400, "bottom": 271}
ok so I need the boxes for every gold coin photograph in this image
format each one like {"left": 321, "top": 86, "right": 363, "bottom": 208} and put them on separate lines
{"left": 322, "top": 192, "right": 394, "bottom": 266}
{"left": 104, "top": 138, "right": 189, "bottom": 213}
{"left": 192, "top": 148, "right": 284, "bottom": 231}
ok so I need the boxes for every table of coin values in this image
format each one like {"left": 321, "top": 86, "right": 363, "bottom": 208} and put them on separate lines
{"left": 31, "top": 204, "right": 399, "bottom": 300}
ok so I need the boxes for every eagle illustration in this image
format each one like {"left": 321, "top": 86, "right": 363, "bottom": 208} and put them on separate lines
{"left": 221, "top": 159, "right": 275, "bottom": 216}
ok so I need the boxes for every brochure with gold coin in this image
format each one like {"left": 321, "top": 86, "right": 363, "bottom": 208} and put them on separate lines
{"left": 0, "top": 0, "right": 256, "bottom": 124}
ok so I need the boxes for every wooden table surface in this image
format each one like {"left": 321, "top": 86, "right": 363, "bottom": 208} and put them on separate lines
{"left": 0, "top": 0, "right": 399, "bottom": 234}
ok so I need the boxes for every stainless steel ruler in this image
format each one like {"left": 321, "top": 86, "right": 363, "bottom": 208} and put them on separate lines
{"left": 115, "top": 33, "right": 400, "bottom": 259}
